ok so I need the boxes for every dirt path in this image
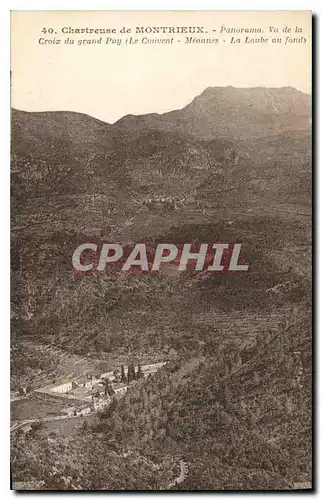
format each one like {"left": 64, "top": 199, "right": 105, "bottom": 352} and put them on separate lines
{"left": 10, "top": 413, "right": 83, "bottom": 433}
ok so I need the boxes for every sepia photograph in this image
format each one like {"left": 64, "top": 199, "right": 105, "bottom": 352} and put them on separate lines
{"left": 10, "top": 10, "right": 312, "bottom": 491}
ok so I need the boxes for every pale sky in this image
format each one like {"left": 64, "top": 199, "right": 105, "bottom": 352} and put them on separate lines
{"left": 11, "top": 10, "right": 311, "bottom": 124}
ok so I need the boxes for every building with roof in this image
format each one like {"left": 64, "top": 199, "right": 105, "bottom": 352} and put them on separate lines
{"left": 114, "top": 384, "right": 128, "bottom": 396}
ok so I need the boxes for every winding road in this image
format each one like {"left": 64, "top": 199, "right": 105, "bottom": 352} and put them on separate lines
{"left": 166, "top": 460, "right": 188, "bottom": 490}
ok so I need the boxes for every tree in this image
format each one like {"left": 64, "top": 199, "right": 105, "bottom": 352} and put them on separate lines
{"left": 136, "top": 364, "right": 144, "bottom": 379}
{"left": 30, "top": 422, "right": 43, "bottom": 433}
{"left": 127, "top": 362, "right": 135, "bottom": 383}
{"left": 120, "top": 364, "right": 126, "bottom": 383}
{"left": 113, "top": 369, "right": 121, "bottom": 383}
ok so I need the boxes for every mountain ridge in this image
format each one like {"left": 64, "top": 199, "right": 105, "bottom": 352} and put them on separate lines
{"left": 12, "top": 85, "right": 310, "bottom": 133}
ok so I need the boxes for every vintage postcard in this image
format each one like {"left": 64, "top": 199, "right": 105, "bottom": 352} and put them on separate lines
{"left": 10, "top": 10, "right": 312, "bottom": 491}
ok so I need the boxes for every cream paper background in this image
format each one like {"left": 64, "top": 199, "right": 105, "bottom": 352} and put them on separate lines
{"left": 11, "top": 10, "right": 311, "bottom": 123}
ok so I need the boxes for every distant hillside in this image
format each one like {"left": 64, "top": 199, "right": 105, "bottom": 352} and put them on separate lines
{"left": 11, "top": 86, "right": 311, "bottom": 354}
{"left": 11, "top": 109, "right": 118, "bottom": 154}
{"left": 11, "top": 88, "right": 311, "bottom": 229}
{"left": 115, "top": 86, "right": 311, "bottom": 140}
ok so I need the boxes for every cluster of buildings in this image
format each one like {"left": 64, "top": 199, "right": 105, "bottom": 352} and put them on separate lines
{"left": 36, "top": 362, "right": 167, "bottom": 419}
{"left": 52, "top": 371, "right": 128, "bottom": 417}
{"left": 144, "top": 194, "right": 193, "bottom": 211}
